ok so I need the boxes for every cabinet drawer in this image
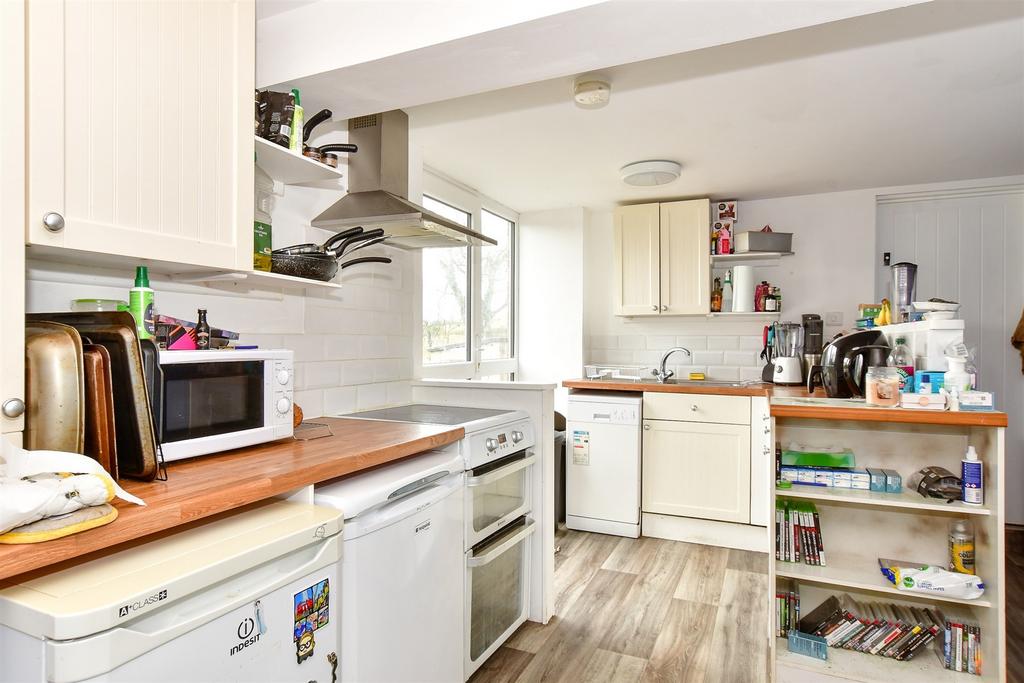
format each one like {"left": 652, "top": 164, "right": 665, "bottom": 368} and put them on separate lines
{"left": 643, "top": 393, "right": 750, "bottom": 425}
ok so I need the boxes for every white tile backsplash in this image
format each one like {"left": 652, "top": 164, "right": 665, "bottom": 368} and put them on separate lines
{"left": 707, "top": 336, "right": 740, "bottom": 350}
{"left": 585, "top": 331, "right": 767, "bottom": 378}
{"left": 691, "top": 350, "right": 724, "bottom": 366}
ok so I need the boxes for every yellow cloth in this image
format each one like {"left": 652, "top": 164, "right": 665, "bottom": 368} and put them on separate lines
{"left": 0, "top": 504, "right": 118, "bottom": 544}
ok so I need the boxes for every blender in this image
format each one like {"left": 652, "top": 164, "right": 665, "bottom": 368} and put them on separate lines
{"left": 772, "top": 322, "right": 804, "bottom": 385}
{"left": 891, "top": 262, "right": 918, "bottom": 323}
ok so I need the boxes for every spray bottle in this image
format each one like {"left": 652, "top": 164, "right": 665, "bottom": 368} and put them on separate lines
{"left": 129, "top": 266, "right": 155, "bottom": 340}
{"left": 961, "top": 445, "right": 983, "bottom": 506}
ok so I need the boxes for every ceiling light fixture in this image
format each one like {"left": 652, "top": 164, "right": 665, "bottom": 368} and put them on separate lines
{"left": 620, "top": 160, "right": 682, "bottom": 187}
{"left": 572, "top": 76, "right": 611, "bottom": 109}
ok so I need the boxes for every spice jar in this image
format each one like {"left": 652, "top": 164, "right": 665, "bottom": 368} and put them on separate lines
{"left": 322, "top": 153, "right": 340, "bottom": 168}
{"left": 865, "top": 366, "right": 901, "bottom": 407}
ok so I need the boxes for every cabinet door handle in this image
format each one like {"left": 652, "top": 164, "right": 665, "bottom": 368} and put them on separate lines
{"left": 651, "top": 305, "right": 658, "bottom": 311}
{"left": 764, "top": 426, "right": 771, "bottom": 434}
{"left": 660, "top": 305, "right": 668, "bottom": 311}
{"left": 643, "top": 423, "right": 651, "bottom": 431}
{"left": 2, "top": 398, "right": 25, "bottom": 418}
{"left": 690, "top": 404, "right": 698, "bottom": 412}
{"left": 42, "top": 212, "right": 65, "bottom": 232}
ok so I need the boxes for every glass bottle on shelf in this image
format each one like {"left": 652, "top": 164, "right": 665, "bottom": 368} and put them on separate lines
{"left": 711, "top": 277, "right": 723, "bottom": 312}
{"left": 196, "top": 309, "right": 211, "bottom": 350}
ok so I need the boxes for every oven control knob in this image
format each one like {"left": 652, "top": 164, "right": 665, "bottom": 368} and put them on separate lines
{"left": 276, "top": 369, "right": 291, "bottom": 385}
{"left": 511, "top": 430, "right": 524, "bottom": 444}
{"left": 276, "top": 397, "right": 292, "bottom": 415}
{"left": 485, "top": 438, "right": 499, "bottom": 452}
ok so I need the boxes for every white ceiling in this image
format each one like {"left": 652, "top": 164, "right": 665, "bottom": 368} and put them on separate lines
{"left": 408, "top": 2, "right": 1024, "bottom": 213}
{"left": 255, "top": 0, "right": 319, "bottom": 21}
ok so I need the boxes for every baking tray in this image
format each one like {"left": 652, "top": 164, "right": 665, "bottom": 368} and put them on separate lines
{"left": 82, "top": 344, "right": 118, "bottom": 478}
{"left": 25, "top": 321, "right": 85, "bottom": 453}
{"left": 140, "top": 339, "right": 164, "bottom": 443}
{"left": 29, "top": 312, "right": 159, "bottom": 481}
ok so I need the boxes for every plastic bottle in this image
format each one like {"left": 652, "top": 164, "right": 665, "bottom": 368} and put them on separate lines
{"left": 944, "top": 357, "right": 971, "bottom": 392}
{"left": 129, "top": 266, "right": 155, "bottom": 340}
{"left": 887, "top": 336, "right": 915, "bottom": 392}
{"left": 948, "top": 519, "right": 975, "bottom": 574}
{"left": 196, "top": 309, "right": 211, "bottom": 350}
{"left": 722, "top": 270, "right": 733, "bottom": 312}
{"left": 961, "top": 445, "right": 983, "bottom": 506}
{"left": 289, "top": 89, "right": 304, "bottom": 153}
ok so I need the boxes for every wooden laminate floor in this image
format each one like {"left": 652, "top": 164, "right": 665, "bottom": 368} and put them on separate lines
{"left": 1008, "top": 528, "right": 1024, "bottom": 683}
{"left": 471, "top": 527, "right": 768, "bottom": 683}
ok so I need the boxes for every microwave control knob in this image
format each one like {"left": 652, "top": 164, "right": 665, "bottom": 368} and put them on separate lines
{"left": 485, "top": 438, "right": 499, "bottom": 452}
{"left": 276, "top": 369, "right": 291, "bottom": 385}
{"left": 511, "top": 430, "right": 524, "bottom": 443}
{"left": 276, "top": 397, "right": 292, "bottom": 415}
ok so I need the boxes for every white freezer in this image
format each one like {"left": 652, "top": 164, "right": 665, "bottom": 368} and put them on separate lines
{"left": 565, "top": 392, "right": 643, "bottom": 538}
{"left": 0, "top": 501, "right": 343, "bottom": 683}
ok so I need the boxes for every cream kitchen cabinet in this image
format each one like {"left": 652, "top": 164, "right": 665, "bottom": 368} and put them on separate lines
{"left": 1, "top": 0, "right": 26, "bottom": 439}
{"left": 26, "top": 0, "right": 255, "bottom": 271}
{"left": 642, "top": 393, "right": 751, "bottom": 524}
{"left": 613, "top": 199, "right": 710, "bottom": 316}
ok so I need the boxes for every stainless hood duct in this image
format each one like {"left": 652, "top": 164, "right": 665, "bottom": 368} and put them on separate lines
{"left": 311, "top": 110, "right": 496, "bottom": 248}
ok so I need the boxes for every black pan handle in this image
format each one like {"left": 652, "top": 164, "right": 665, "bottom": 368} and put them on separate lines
{"left": 319, "top": 143, "right": 358, "bottom": 154}
{"left": 322, "top": 226, "right": 364, "bottom": 254}
{"left": 333, "top": 228, "right": 385, "bottom": 258}
{"left": 806, "top": 365, "right": 822, "bottom": 394}
{"left": 303, "top": 109, "right": 333, "bottom": 143}
{"left": 339, "top": 256, "right": 392, "bottom": 269}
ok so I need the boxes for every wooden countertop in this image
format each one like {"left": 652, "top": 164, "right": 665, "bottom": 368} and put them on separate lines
{"left": 563, "top": 379, "right": 1007, "bottom": 427}
{"left": 0, "top": 418, "right": 463, "bottom": 583}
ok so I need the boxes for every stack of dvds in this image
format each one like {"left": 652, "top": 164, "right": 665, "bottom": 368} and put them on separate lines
{"left": 775, "top": 590, "right": 800, "bottom": 637}
{"left": 800, "top": 594, "right": 944, "bottom": 662}
{"left": 944, "top": 614, "right": 982, "bottom": 675}
{"left": 775, "top": 500, "right": 826, "bottom": 565}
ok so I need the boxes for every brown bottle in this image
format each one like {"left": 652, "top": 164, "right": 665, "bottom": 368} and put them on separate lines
{"left": 196, "top": 309, "right": 211, "bottom": 350}
{"left": 711, "top": 277, "right": 723, "bottom": 312}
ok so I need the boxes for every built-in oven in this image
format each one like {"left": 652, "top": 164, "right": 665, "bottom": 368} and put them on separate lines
{"left": 157, "top": 349, "right": 293, "bottom": 461}
{"left": 465, "top": 451, "right": 536, "bottom": 548}
{"left": 465, "top": 516, "right": 535, "bottom": 677}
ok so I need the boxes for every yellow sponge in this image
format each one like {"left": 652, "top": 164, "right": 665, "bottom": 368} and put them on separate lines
{"left": 688, "top": 372, "right": 706, "bottom": 381}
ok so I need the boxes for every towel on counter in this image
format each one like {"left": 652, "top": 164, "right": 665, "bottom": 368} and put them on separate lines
{"left": 1014, "top": 306, "right": 1024, "bottom": 373}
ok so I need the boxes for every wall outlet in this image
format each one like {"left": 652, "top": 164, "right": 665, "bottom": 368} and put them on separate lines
{"left": 825, "top": 311, "right": 843, "bottom": 326}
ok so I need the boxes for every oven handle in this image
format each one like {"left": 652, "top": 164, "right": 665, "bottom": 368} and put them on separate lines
{"left": 466, "top": 453, "right": 536, "bottom": 488}
{"left": 468, "top": 519, "right": 536, "bottom": 568}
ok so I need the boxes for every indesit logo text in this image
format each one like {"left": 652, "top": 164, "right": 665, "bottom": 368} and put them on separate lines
{"left": 117, "top": 589, "right": 168, "bottom": 618}
{"left": 231, "top": 617, "right": 261, "bottom": 656}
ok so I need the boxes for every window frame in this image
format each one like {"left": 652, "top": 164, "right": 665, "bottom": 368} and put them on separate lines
{"left": 418, "top": 168, "right": 518, "bottom": 381}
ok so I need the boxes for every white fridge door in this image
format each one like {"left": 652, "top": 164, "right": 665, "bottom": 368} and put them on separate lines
{"left": 342, "top": 478, "right": 464, "bottom": 683}
{"left": 566, "top": 419, "right": 641, "bottom": 526}
{"left": 70, "top": 565, "right": 339, "bottom": 683}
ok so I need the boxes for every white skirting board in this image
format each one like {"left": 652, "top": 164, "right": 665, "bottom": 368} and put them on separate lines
{"left": 566, "top": 514, "right": 640, "bottom": 539}
{"left": 642, "top": 513, "right": 769, "bottom": 553}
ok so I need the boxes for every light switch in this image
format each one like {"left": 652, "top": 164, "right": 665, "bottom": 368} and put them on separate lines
{"left": 825, "top": 311, "right": 843, "bottom": 326}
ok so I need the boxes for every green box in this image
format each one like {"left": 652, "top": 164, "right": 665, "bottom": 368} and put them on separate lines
{"left": 254, "top": 221, "right": 272, "bottom": 272}
{"left": 781, "top": 447, "right": 856, "bottom": 469}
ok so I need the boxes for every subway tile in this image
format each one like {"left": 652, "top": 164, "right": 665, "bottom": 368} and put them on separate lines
{"left": 668, "top": 365, "right": 707, "bottom": 377}
{"left": 240, "top": 333, "right": 284, "bottom": 349}
{"left": 706, "top": 366, "right": 741, "bottom": 381}
{"left": 601, "top": 350, "right": 635, "bottom": 364}
{"left": 359, "top": 335, "right": 389, "bottom": 359}
{"left": 339, "top": 360, "right": 375, "bottom": 385}
{"left": 301, "top": 361, "right": 342, "bottom": 389}
{"left": 592, "top": 335, "right": 618, "bottom": 350}
{"left": 323, "top": 386, "right": 357, "bottom": 415}
{"left": 675, "top": 336, "right": 707, "bottom": 351}
{"left": 634, "top": 349, "right": 665, "bottom": 365}
{"left": 386, "top": 381, "right": 412, "bottom": 405}
{"left": 293, "top": 389, "right": 325, "bottom": 420}
{"left": 724, "top": 351, "right": 759, "bottom": 366}
{"left": 646, "top": 335, "right": 677, "bottom": 350}
{"left": 617, "top": 335, "right": 645, "bottom": 350}
{"left": 739, "top": 335, "right": 764, "bottom": 351}
{"left": 324, "top": 335, "right": 361, "bottom": 360}
{"left": 707, "top": 336, "right": 740, "bottom": 350}
{"left": 740, "top": 367, "right": 766, "bottom": 382}
{"left": 285, "top": 334, "right": 327, "bottom": 362}
{"left": 692, "top": 351, "right": 724, "bottom": 366}
{"left": 357, "top": 383, "right": 389, "bottom": 410}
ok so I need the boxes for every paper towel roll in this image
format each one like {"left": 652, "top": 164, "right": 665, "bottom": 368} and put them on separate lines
{"left": 732, "top": 265, "right": 755, "bottom": 312}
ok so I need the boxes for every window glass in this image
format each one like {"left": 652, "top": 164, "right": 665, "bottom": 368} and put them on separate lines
{"left": 480, "top": 210, "right": 514, "bottom": 360}
{"left": 422, "top": 196, "right": 471, "bottom": 364}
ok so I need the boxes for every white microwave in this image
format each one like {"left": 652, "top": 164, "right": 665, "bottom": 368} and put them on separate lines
{"left": 157, "top": 349, "right": 294, "bottom": 462}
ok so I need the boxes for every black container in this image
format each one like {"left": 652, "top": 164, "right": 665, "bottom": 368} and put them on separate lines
{"left": 807, "top": 329, "right": 889, "bottom": 398}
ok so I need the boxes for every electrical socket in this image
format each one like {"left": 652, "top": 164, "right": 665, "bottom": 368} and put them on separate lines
{"left": 825, "top": 311, "right": 844, "bottom": 326}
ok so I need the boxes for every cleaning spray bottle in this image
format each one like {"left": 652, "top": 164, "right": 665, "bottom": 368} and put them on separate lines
{"left": 129, "top": 266, "right": 155, "bottom": 340}
{"left": 961, "top": 445, "right": 983, "bottom": 506}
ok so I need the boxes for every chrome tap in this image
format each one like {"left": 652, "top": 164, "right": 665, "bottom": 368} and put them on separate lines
{"left": 652, "top": 347, "right": 691, "bottom": 383}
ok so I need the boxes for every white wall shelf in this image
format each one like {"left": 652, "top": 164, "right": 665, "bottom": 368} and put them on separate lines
{"left": 711, "top": 251, "right": 793, "bottom": 265}
{"left": 255, "top": 136, "right": 345, "bottom": 187}
{"left": 777, "top": 486, "right": 992, "bottom": 516}
{"left": 776, "top": 637, "right": 966, "bottom": 683}
{"left": 172, "top": 269, "right": 343, "bottom": 290}
{"left": 706, "top": 312, "right": 781, "bottom": 318}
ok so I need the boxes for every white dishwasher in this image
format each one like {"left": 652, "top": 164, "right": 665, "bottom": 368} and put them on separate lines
{"left": 0, "top": 501, "right": 342, "bottom": 683}
{"left": 566, "top": 392, "right": 643, "bottom": 538}
{"left": 314, "top": 447, "right": 464, "bottom": 683}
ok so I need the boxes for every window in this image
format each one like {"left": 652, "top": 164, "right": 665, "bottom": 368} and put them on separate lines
{"left": 420, "top": 189, "right": 517, "bottom": 380}
{"left": 421, "top": 196, "right": 470, "bottom": 365}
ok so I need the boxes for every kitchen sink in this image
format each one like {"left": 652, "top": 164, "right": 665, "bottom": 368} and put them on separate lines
{"left": 647, "top": 378, "right": 761, "bottom": 388}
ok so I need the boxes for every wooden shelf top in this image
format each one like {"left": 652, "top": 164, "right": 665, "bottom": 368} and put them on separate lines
{"left": 777, "top": 485, "right": 992, "bottom": 516}
{"left": 0, "top": 418, "right": 463, "bottom": 583}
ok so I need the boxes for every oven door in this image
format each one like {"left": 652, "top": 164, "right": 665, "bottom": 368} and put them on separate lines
{"left": 465, "top": 450, "right": 536, "bottom": 548}
{"left": 160, "top": 359, "right": 273, "bottom": 461}
{"left": 465, "top": 517, "right": 535, "bottom": 678}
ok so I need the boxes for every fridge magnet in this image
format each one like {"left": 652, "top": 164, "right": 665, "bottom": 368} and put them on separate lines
{"left": 293, "top": 578, "right": 330, "bottom": 664}
{"left": 296, "top": 629, "right": 316, "bottom": 664}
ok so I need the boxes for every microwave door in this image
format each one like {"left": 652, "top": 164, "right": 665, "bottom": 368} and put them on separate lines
{"left": 162, "top": 361, "right": 265, "bottom": 444}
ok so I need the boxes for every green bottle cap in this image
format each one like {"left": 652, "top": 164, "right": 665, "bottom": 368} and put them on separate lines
{"left": 134, "top": 266, "right": 150, "bottom": 287}
{"left": 291, "top": 88, "right": 301, "bottom": 106}
{"left": 776, "top": 480, "right": 793, "bottom": 489}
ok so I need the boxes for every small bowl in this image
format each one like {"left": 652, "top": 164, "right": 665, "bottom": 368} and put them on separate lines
{"left": 923, "top": 310, "right": 956, "bottom": 320}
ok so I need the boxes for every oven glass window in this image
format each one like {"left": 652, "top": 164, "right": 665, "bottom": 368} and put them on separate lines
{"left": 162, "top": 361, "right": 264, "bottom": 443}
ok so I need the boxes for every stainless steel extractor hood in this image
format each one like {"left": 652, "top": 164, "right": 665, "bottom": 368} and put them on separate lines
{"left": 311, "top": 110, "right": 496, "bottom": 248}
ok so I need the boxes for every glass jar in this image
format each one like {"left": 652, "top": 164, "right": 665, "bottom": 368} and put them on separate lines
{"left": 865, "top": 366, "right": 901, "bottom": 407}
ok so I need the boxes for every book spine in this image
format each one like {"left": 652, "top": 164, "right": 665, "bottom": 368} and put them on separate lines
{"left": 812, "top": 508, "right": 826, "bottom": 566}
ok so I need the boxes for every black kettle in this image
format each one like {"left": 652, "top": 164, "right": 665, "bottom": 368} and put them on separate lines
{"left": 807, "top": 329, "right": 889, "bottom": 398}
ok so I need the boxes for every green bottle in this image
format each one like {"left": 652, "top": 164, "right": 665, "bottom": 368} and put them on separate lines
{"left": 129, "top": 266, "right": 155, "bottom": 339}
{"left": 289, "top": 88, "right": 303, "bottom": 153}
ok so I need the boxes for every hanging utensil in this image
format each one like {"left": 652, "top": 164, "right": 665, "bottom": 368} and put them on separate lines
{"left": 340, "top": 235, "right": 389, "bottom": 257}
{"left": 339, "top": 256, "right": 391, "bottom": 269}
{"left": 333, "top": 228, "right": 385, "bottom": 257}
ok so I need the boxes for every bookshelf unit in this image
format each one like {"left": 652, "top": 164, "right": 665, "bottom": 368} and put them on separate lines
{"left": 768, "top": 410, "right": 1006, "bottom": 682}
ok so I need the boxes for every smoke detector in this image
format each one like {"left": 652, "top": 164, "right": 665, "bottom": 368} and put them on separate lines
{"left": 572, "top": 76, "right": 611, "bottom": 109}
{"left": 620, "top": 160, "right": 682, "bottom": 187}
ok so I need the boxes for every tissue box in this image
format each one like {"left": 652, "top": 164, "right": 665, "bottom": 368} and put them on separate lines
{"left": 959, "top": 391, "right": 995, "bottom": 411}
{"left": 900, "top": 392, "right": 947, "bottom": 410}
{"left": 883, "top": 469, "right": 902, "bottom": 493}
{"left": 914, "top": 371, "right": 945, "bottom": 394}
{"left": 850, "top": 469, "right": 871, "bottom": 490}
{"left": 866, "top": 468, "right": 888, "bottom": 493}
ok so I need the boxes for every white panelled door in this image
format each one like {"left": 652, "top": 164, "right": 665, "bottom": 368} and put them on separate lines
{"left": 613, "top": 203, "right": 661, "bottom": 316}
{"left": 27, "top": 0, "right": 254, "bottom": 270}
{"left": 660, "top": 199, "right": 710, "bottom": 315}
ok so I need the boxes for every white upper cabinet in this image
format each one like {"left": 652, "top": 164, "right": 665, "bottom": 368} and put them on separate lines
{"left": 613, "top": 203, "right": 661, "bottom": 316}
{"left": 613, "top": 199, "right": 710, "bottom": 316}
{"left": 27, "top": 0, "right": 255, "bottom": 271}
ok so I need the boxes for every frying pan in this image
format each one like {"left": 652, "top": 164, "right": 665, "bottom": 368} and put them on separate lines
{"left": 334, "top": 228, "right": 385, "bottom": 257}
{"left": 274, "top": 226, "right": 363, "bottom": 257}
{"left": 272, "top": 252, "right": 340, "bottom": 281}
{"left": 340, "top": 257, "right": 391, "bottom": 269}
{"left": 341, "top": 235, "right": 389, "bottom": 257}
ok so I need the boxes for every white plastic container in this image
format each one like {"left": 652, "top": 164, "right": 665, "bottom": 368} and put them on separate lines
{"left": 944, "top": 358, "right": 972, "bottom": 392}
{"left": 961, "top": 445, "right": 983, "bottom": 506}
